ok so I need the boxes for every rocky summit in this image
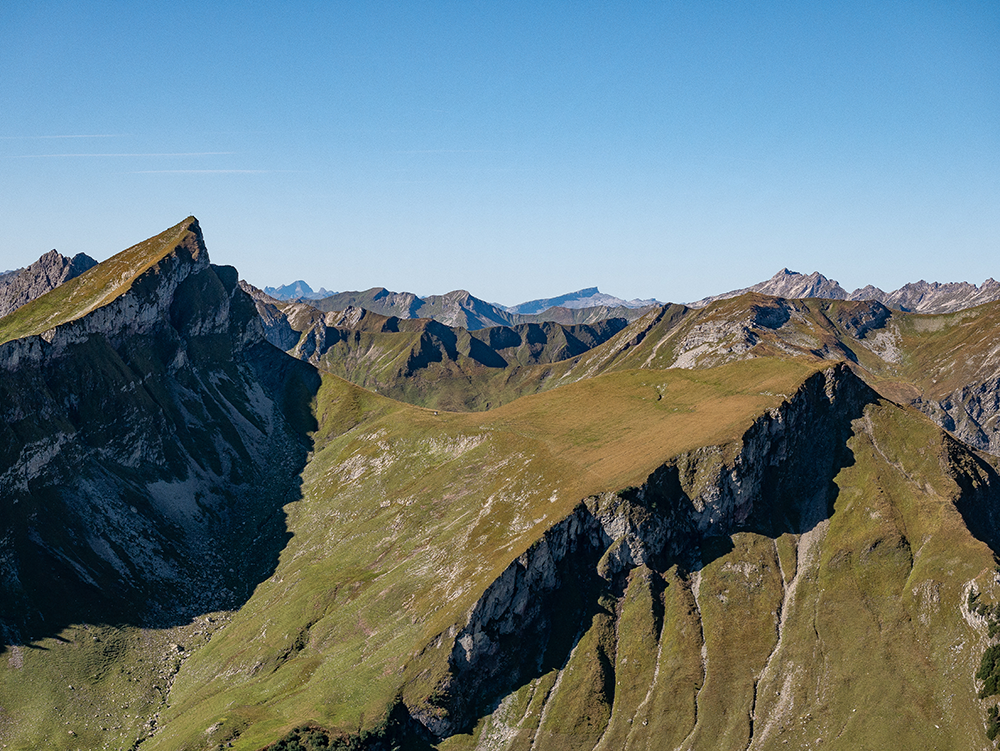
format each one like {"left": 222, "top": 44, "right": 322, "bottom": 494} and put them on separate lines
{"left": 692, "top": 267, "right": 1000, "bottom": 314}
{"left": 0, "top": 248, "right": 97, "bottom": 318}
{"left": 4, "top": 220, "right": 1000, "bottom": 750}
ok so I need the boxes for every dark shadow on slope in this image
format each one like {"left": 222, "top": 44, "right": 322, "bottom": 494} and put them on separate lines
{"left": 408, "top": 545, "right": 612, "bottom": 741}
{"left": 0, "top": 265, "right": 322, "bottom": 650}
{"left": 946, "top": 435, "right": 1000, "bottom": 559}
{"left": 644, "top": 365, "right": 877, "bottom": 574}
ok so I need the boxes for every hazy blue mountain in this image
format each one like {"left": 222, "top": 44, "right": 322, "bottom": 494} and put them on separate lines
{"left": 263, "top": 279, "right": 334, "bottom": 300}
{"left": 507, "top": 286, "right": 663, "bottom": 314}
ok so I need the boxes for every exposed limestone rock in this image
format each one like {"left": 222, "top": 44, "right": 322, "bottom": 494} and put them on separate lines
{"left": 914, "top": 376, "right": 1000, "bottom": 455}
{"left": 858, "top": 278, "right": 1000, "bottom": 314}
{"left": 691, "top": 268, "right": 1000, "bottom": 315}
{"left": 690, "top": 269, "right": 849, "bottom": 309}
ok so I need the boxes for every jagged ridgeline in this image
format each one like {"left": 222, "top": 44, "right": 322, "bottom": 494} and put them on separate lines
{"left": 3, "top": 219, "right": 1000, "bottom": 750}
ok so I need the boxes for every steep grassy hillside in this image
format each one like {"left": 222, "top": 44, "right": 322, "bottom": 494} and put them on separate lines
{"left": 138, "top": 359, "right": 825, "bottom": 749}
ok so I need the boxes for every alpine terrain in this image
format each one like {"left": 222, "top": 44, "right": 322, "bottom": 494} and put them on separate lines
{"left": 4, "top": 218, "right": 1000, "bottom": 751}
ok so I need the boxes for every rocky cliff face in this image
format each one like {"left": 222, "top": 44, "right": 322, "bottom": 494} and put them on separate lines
{"left": 0, "top": 221, "right": 319, "bottom": 644}
{"left": 691, "top": 268, "right": 1000, "bottom": 314}
{"left": 0, "top": 248, "right": 97, "bottom": 318}
{"left": 404, "top": 364, "right": 877, "bottom": 738}
{"left": 914, "top": 376, "right": 1000, "bottom": 456}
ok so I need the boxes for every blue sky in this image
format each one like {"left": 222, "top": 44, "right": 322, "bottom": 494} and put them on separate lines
{"left": 1, "top": 1, "right": 997, "bottom": 304}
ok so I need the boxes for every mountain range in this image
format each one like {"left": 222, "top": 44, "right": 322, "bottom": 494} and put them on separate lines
{"left": 4, "top": 220, "right": 1000, "bottom": 750}
{"left": 261, "top": 267, "right": 1000, "bottom": 328}
{"left": 691, "top": 266, "right": 1000, "bottom": 314}
{"left": 263, "top": 282, "right": 661, "bottom": 316}
{"left": 263, "top": 280, "right": 334, "bottom": 301}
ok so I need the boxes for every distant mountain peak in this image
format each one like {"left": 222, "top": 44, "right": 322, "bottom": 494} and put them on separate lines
{"left": 263, "top": 280, "right": 334, "bottom": 301}
{"left": 689, "top": 269, "right": 848, "bottom": 308}
{"left": 691, "top": 268, "right": 1000, "bottom": 315}
{"left": 507, "top": 287, "right": 661, "bottom": 315}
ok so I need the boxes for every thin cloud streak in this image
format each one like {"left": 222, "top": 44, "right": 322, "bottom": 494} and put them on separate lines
{"left": 8, "top": 152, "right": 235, "bottom": 158}
{"left": 128, "top": 169, "right": 294, "bottom": 174}
{"left": 0, "top": 134, "right": 129, "bottom": 139}
{"left": 391, "top": 149, "right": 508, "bottom": 154}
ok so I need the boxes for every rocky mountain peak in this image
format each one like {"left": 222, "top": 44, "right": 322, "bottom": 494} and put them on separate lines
{"left": 0, "top": 247, "right": 98, "bottom": 319}
{"left": 690, "top": 268, "right": 848, "bottom": 308}
{"left": 507, "top": 287, "right": 662, "bottom": 315}
{"left": 0, "top": 216, "right": 241, "bottom": 355}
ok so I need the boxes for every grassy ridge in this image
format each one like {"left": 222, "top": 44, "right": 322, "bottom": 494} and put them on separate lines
{"left": 144, "top": 360, "right": 823, "bottom": 749}
{"left": 0, "top": 217, "right": 200, "bottom": 345}
{"left": 7, "top": 217, "right": 1000, "bottom": 750}
{"left": 425, "top": 400, "right": 1000, "bottom": 751}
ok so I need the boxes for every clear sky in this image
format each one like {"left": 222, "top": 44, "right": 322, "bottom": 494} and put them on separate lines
{"left": 1, "top": 1, "right": 997, "bottom": 305}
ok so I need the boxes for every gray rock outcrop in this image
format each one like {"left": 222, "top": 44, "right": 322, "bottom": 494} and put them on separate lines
{"left": 0, "top": 249, "right": 97, "bottom": 318}
{"left": 405, "top": 363, "right": 876, "bottom": 737}
{"left": 691, "top": 268, "right": 1000, "bottom": 315}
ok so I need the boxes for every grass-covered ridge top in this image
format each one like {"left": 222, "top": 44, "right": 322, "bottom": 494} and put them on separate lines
{"left": 150, "top": 358, "right": 833, "bottom": 748}
{"left": 0, "top": 216, "right": 202, "bottom": 345}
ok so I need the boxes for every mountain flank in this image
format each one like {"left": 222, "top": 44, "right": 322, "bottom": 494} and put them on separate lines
{"left": 5, "top": 219, "right": 1000, "bottom": 750}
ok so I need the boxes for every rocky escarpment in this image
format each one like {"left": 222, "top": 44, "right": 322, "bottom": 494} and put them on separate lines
{"left": 0, "top": 220, "right": 319, "bottom": 644}
{"left": 402, "top": 363, "right": 877, "bottom": 738}
{"left": 691, "top": 268, "right": 1000, "bottom": 315}
{"left": 914, "top": 376, "right": 1000, "bottom": 456}
{"left": 0, "top": 248, "right": 97, "bottom": 318}
{"left": 856, "top": 278, "right": 1000, "bottom": 314}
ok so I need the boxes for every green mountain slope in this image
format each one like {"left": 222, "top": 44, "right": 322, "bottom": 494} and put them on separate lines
{"left": 248, "top": 296, "right": 633, "bottom": 411}
{"left": 252, "top": 291, "right": 1000, "bottom": 463}
{"left": 3, "top": 219, "right": 1000, "bottom": 751}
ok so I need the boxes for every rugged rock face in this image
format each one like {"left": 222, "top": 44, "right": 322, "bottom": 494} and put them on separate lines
{"left": 691, "top": 268, "right": 1000, "bottom": 314}
{"left": 0, "top": 221, "right": 319, "bottom": 644}
{"left": 690, "top": 269, "right": 849, "bottom": 309}
{"left": 857, "top": 278, "right": 1000, "bottom": 314}
{"left": 404, "top": 364, "right": 876, "bottom": 738}
{"left": 240, "top": 279, "right": 301, "bottom": 350}
{"left": 914, "top": 376, "right": 1000, "bottom": 456}
{"left": 0, "top": 248, "right": 97, "bottom": 318}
